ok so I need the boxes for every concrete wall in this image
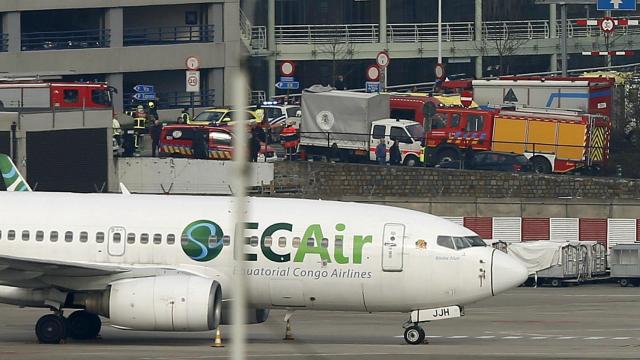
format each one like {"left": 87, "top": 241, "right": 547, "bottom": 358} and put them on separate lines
{"left": 123, "top": 4, "right": 206, "bottom": 29}
{"left": 117, "top": 157, "right": 274, "bottom": 194}
{"left": 0, "top": 1, "right": 223, "bottom": 12}
{"left": 272, "top": 162, "right": 640, "bottom": 201}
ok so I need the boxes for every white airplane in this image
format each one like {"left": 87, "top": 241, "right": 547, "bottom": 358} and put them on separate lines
{"left": 0, "top": 153, "right": 527, "bottom": 345}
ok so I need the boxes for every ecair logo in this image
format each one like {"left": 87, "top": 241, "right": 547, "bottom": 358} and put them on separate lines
{"left": 181, "top": 220, "right": 372, "bottom": 264}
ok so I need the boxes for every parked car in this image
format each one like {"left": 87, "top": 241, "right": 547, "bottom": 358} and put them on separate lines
{"left": 437, "top": 151, "right": 532, "bottom": 173}
{"left": 189, "top": 108, "right": 257, "bottom": 126}
{"left": 158, "top": 125, "right": 277, "bottom": 162}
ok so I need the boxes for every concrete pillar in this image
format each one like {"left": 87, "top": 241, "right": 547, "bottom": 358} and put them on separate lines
{"left": 207, "top": 68, "right": 225, "bottom": 106}
{"left": 106, "top": 73, "right": 124, "bottom": 113}
{"left": 105, "top": 8, "right": 123, "bottom": 48}
{"left": 208, "top": 3, "right": 224, "bottom": 41}
{"left": 2, "top": 12, "right": 21, "bottom": 53}
{"left": 475, "top": 0, "right": 483, "bottom": 79}
{"left": 379, "top": 0, "right": 387, "bottom": 45}
{"left": 267, "top": 0, "right": 276, "bottom": 99}
{"left": 223, "top": 0, "right": 242, "bottom": 105}
{"left": 549, "top": 4, "right": 558, "bottom": 72}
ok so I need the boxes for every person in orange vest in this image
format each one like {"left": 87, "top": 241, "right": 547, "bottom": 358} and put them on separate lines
{"left": 280, "top": 120, "right": 299, "bottom": 161}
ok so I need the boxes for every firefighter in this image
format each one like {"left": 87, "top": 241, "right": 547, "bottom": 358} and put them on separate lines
{"left": 178, "top": 107, "right": 191, "bottom": 124}
{"left": 148, "top": 101, "right": 159, "bottom": 121}
{"left": 280, "top": 120, "right": 299, "bottom": 160}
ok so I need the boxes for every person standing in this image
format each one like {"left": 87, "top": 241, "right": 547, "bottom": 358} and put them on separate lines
{"left": 178, "top": 108, "right": 191, "bottom": 124}
{"left": 335, "top": 75, "right": 346, "bottom": 90}
{"left": 375, "top": 140, "right": 387, "bottom": 165}
{"left": 250, "top": 125, "right": 265, "bottom": 162}
{"left": 389, "top": 140, "right": 401, "bottom": 166}
{"left": 150, "top": 120, "right": 162, "bottom": 157}
{"left": 281, "top": 121, "right": 299, "bottom": 160}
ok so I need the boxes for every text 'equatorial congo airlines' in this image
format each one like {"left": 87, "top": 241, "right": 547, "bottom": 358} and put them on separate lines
{"left": 0, "top": 153, "right": 527, "bottom": 345}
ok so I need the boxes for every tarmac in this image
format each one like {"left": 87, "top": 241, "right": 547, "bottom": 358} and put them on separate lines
{"left": 0, "top": 283, "right": 639, "bottom": 360}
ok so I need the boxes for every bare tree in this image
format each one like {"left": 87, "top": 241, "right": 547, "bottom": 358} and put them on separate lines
{"left": 314, "top": 28, "right": 356, "bottom": 87}
{"left": 476, "top": 30, "right": 528, "bottom": 76}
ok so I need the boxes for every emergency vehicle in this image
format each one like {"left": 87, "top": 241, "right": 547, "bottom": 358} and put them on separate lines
{"left": 0, "top": 81, "right": 113, "bottom": 110}
{"left": 421, "top": 106, "right": 611, "bottom": 173}
{"left": 389, "top": 93, "right": 479, "bottom": 125}
{"left": 159, "top": 125, "right": 277, "bottom": 162}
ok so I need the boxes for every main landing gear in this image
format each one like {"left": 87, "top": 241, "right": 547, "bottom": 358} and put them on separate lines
{"left": 35, "top": 310, "right": 102, "bottom": 344}
{"left": 403, "top": 322, "right": 427, "bottom": 345}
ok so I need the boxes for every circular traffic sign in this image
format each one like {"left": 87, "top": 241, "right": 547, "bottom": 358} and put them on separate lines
{"left": 366, "top": 65, "right": 380, "bottom": 81}
{"left": 460, "top": 90, "right": 473, "bottom": 108}
{"left": 434, "top": 63, "right": 446, "bottom": 81}
{"left": 601, "top": 17, "right": 615, "bottom": 33}
{"left": 280, "top": 61, "right": 296, "bottom": 76}
{"left": 376, "top": 51, "right": 390, "bottom": 67}
{"left": 187, "top": 75, "right": 199, "bottom": 87}
{"left": 186, "top": 56, "right": 201, "bottom": 70}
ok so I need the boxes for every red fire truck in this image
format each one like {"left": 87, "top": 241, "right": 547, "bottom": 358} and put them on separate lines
{"left": 0, "top": 81, "right": 113, "bottom": 110}
{"left": 421, "top": 106, "right": 611, "bottom": 174}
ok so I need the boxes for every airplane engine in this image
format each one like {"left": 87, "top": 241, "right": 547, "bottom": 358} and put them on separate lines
{"left": 100, "top": 275, "right": 222, "bottom": 331}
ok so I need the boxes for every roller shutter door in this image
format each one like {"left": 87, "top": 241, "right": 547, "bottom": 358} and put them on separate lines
{"left": 0, "top": 132, "right": 10, "bottom": 191}
{"left": 492, "top": 217, "right": 521, "bottom": 243}
{"left": 463, "top": 217, "right": 492, "bottom": 239}
{"left": 579, "top": 218, "right": 607, "bottom": 244}
{"left": 608, "top": 219, "right": 636, "bottom": 246}
{"left": 522, "top": 218, "right": 550, "bottom": 241}
{"left": 550, "top": 218, "right": 579, "bottom": 242}
{"left": 443, "top": 217, "right": 464, "bottom": 226}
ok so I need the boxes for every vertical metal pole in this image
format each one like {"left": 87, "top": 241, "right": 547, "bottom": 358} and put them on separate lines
{"left": 560, "top": 4, "right": 568, "bottom": 76}
{"left": 549, "top": 4, "right": 558, "bottom": 72}
{"left": 437, "top": 0, "right": 443, "bottom": 64}
{"left": 606, "top": 10, "right": 612, "bottom": 68}
{"left": 191, "top": 92, "right": 195, "bottom": 118}
{"left": 10, "top": 122, "right": 17, "bottom": 163}
{"left": 267, "top": 0, "right": 276, "bottom": 99}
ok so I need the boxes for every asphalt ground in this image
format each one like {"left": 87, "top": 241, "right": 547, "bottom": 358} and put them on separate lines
{"left": 1, "top": 283, "right": 639, "bottom": 359}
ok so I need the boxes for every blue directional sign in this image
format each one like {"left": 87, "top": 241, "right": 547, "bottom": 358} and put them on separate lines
{"left": 366, "top": 81, "right": 381, "bottom": 93}
{"left": 280, "top": 76, "right": 294, "bottom": 82}
{"left": 597, "top": 0, "right": 636, "bottom": 11}
{"left": 275, "top": 81, "right": 300, "bottom": 90}
{"left": 132, "top": 92, "right": 157, "bottom": 101}
{"left": 133, "top": 85, "right": 155, "bottom": 93}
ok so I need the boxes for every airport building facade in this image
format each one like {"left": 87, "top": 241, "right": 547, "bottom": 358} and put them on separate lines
{"left": 0, "top": 0, "right": 242, "bottom": 113}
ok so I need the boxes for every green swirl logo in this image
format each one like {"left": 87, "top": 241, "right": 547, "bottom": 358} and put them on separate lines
{"left": 181, "top": 220, "right": 224, "bottom": 262}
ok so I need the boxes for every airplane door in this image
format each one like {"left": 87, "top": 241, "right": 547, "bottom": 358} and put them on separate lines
{"left": 382, "top": 223, "right": 405, "bottom": 272}
{"left": 108, "top": 226, "right": 126, "bottom": 256}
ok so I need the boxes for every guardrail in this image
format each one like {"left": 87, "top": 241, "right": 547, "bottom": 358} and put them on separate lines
{"left": 0, "top": 33, "right": 8, "bottom": 52}
{"left": 124, "top": 90, "right": 215, "bottom": 110}
{"left": 265, "top": 17, "right": 640, "bottom": 46}
{"left": 124, "top": 25, "right": 215, "bottom": 46}
{"left": 21, "top": 29, "right": 110, "bottom": 51}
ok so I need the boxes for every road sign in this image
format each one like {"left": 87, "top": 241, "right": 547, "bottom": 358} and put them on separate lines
{"left": 280, "top": 61, "right": 296, "bottom": 76}
{"left": 133, "top": 85, "right": 155, "bottom": 93}
{"left": 132, "top": 93, "right": 157, "bottom": 101}
{"left": 597, "top": 0, "right": 636, "bottom": 11}
{"left": 280, "top": 76, "right": 294, "bottom": 82}
{"left": 434, "top": 63, "right": 446, "bottom": 81}
{"left": 186, "top": 56, "right": 201, "bottom": 70}
{"left": 186, "top": 70, "right": 200, "bottom": 93}
{"left": 601, "top": 17, "right": 616, "bottom": 33}
{"left": 460, "top": 91, "right": 473, "bottom": 108}
{"left": 366, "top": 65, "right": 380, "bottom": 81}
{"left": 275, "top": 81, "right": 300, "bottom": 90}
{"left": 376, "top": 51, "right": 390, "bottom": 67}
{"left": 366, "top": 81, "right": 381, "bottom": 93}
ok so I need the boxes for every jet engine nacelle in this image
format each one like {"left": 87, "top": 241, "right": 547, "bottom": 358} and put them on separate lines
{"left": 107, "top": 275, "right": 222, "bottom": 331}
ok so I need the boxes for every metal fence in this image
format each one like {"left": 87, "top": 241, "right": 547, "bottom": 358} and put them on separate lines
{"left": 21, "top": 29, "right": 110, "bottom": 51}
{"left": 275, "top": 24, "right": 379, "bottom": 44}
{"left": 0, "top": 33, "right": 8, "bottom": 52}
{"left": 124, "top": 90, "right": 215, "bottom": 110}
{"left": 123, "top": 25, "right": 215, "bottom": 46}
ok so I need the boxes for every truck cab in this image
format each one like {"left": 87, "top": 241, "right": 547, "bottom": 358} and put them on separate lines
{"left": 369, "top": 119, "right": 424, "bottom": 166}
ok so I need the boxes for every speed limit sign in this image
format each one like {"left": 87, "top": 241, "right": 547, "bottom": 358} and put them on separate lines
{"left": 186, "top": 70, "right": 200, "bottom": 92}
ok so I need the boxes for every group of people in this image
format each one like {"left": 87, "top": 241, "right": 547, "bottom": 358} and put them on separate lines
{"left": 375, "top": 139, "right": 402, "bottom": 166}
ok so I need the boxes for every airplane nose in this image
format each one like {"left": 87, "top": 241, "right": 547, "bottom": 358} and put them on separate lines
{"left": 491, "top": 249, "right": 528, "bottom": 296}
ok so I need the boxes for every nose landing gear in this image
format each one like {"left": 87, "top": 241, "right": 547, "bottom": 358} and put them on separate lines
{"left": 403, "top": 324, "right": 426, "bottom": 345}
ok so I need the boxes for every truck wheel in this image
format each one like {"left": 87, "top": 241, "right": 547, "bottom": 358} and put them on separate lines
{"left": 619, "top": 278, "right": 630, "bottom": 287}
{"left": 403, "top": 155, "right": 419, "bottom": 167}
{"left": 530, "top": 156, "right": 552, "bottom": 174}
{"left": 436, "top": 149, "right": 459, "bottom": 164}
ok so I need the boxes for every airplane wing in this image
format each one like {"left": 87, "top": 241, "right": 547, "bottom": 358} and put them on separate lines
{"left": 0, "top": 254, "right": 130, "bottom": 277}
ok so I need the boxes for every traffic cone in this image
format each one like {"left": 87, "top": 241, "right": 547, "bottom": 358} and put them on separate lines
{"left": 283, "top": 320, "right": 294, "bottom": 341}
{"left": 211, "top": 327, "right": 224, "bottom": 348}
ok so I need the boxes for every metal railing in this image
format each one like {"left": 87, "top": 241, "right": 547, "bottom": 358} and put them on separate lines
{"left": 21, "top": 29, "right": 110, "bottom": 51}
{"left": 123, "top": 25, "right": 215, "bottom": 46}
{"left": 124, "top": 89, "right": 215, "bottom": 110}
{"left": 266, "top": 16, "right": 640, "bottom": 45}
{"left": 0, "top": 33, "right": 8, "bottom": 52}
{"left": 275, "top": 24, "right": 379, "bottom": 44}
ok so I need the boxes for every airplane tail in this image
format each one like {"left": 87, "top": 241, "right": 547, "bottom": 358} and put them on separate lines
{"left": 0, "top": 154, "right": 32, "bottom": 192}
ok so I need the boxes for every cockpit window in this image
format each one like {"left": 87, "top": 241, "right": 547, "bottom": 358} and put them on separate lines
{"left": 437, "top": 236, "right": 455, "bottom": 250}
{"left": 453, "top": 237, "right": 471, "bottom": 249}
{"left": 466, "top": 236, "right": 486, "bottom": 247}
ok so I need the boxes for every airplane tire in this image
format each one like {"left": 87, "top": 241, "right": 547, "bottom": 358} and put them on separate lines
{"left": 35, "top": 314, "right": 67, "bottom": 344}
{"left": 67, "top": 311, "right": 102, "bottom": 340}
{"left": 404, "top": 325, "right": 426, "bottom": 345}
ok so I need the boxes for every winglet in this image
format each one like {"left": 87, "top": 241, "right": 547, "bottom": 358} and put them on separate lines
{"left": 0, "top": 153, "right": 32, "bottom": 192}
{"left": 119, "top": 182, "right": 131, "bottom": 195}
